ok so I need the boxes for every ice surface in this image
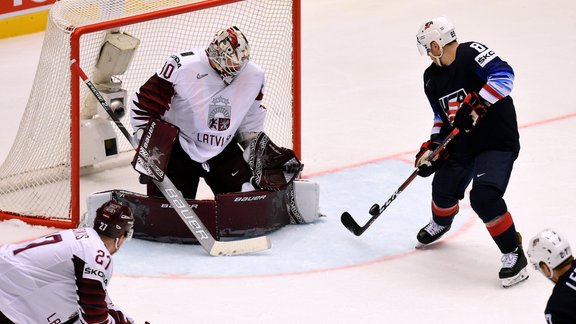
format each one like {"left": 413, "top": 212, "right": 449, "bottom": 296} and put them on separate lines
{"left": 1, "top": 0, "right": 576, "bottom": 323}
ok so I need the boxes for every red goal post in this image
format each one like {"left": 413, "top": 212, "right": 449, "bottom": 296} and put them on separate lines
{"left": 0, "top": 0, "right": 300, "bottom": 228}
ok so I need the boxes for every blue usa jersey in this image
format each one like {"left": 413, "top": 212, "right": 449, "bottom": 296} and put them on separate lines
{"left": 423, "top": 41, "right": 520, "bottom": 155}
{"left": 545, "top": 261, "right": 576, "bottom": 323}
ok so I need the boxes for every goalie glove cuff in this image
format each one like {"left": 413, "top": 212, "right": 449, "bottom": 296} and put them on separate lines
{"left": 236, "top": 131, "right": 260, "bottom": 149}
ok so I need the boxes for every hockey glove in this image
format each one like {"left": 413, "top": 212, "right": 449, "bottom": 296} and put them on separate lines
{"left": 415, "top": 140, "right": 448, "bottom": 177}
{"left": 453, "top": 92, "right": 489, "bottom": 132}
{"left": 245, "top": 132, "right": 303, "bottom": 191}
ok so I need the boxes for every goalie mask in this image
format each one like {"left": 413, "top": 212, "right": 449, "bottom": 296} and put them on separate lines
{"left": 94, "top": 200, "right": 134, "bottom": 240}
{"left": 527, "top": 229, "right": 572, "bottom": 277}
{"left": 206, "top": 26, "right": 250, "bottom": 85}
{"left": 416, "top": 17, "right": 456, "bottom": 56}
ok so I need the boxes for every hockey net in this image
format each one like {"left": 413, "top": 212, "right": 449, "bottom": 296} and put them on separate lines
{"left": 0, "top": 0, "right": 300, "bottom": 228}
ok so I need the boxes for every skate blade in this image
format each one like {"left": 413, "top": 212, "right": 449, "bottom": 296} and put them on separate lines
{"left": 415, "top": 239, "right": 444, "bottom": 249}
{"left": 415, "top": 241, "right": 439, "bottom": 249}
{"left": 415, "top": 242, "right": 428, "bottom": 249}
{"left": 501, "top": 268, "right": 529, "bottom": 288}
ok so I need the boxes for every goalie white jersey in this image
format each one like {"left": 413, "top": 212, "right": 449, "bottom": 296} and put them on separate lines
{"left": 130, "top": 48, "right": 267, "bottom": 163}
{"left": 0, "top": 228, "right": 130, "bottom": 324}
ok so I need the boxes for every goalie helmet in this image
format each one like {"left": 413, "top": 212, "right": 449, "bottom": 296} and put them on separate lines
{"left": 94, "top": 200, "right": 134, "bottom": 240}
{"left": 416, "top": 17, "right": 457, "bottom": 56}
{"left": 527, "top": 229, "right": 572, "bottom": 273}
{"left": 206, "top": 26, "right": 250, "bottom": 84}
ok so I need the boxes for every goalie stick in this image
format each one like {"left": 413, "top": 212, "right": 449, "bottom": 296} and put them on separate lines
{"left": 341, "top": 128, "right": 460, "bottom": 236}
{"left": 71, "top": 60, "right": 271, "bottom": 256}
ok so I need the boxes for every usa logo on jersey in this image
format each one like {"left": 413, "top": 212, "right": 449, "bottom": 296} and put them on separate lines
{"left": 439, "top": 89, "right": 467, "bottom": 123}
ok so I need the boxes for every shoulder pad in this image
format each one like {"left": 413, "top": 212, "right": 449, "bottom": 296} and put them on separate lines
{"left": 168, "top": 54, "right": 183, "bottom": 69}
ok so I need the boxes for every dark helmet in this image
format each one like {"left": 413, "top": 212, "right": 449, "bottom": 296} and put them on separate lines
{"left": 94, "top": 200, "right": 134, "bottom": 239}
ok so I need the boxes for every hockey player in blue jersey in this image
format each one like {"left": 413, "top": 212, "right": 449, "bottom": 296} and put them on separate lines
{"left": 413, "top": 17, "right": 528, "bottom": 287}
{"left": 528, "top": 229, "right": 576, "bottom": 323}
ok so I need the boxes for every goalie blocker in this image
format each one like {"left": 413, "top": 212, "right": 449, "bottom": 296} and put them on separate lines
{"left": 85, "top": 180, "right": 320, "bottom": 244}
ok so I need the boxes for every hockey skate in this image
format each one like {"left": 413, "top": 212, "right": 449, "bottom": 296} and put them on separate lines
{"left": 499, "top": 233, "right": 529, "bottom": 288}
{"left": 416, "top": 219, "right": 451, "bottom": 248}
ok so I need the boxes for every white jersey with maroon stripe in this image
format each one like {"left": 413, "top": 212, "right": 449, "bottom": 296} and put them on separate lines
{"left": 130, "top": 48, "right": 267, "bottom": 163}
{"left": 0, "top": 228, "right": 130, "bottom": 324}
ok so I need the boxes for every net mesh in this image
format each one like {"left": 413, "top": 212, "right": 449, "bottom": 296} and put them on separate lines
{"left": 0, "top": 0, "right": 296, "bottom": 222}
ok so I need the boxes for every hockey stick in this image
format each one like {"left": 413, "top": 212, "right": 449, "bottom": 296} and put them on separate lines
{"left": 71, "top": 60, "right": 271, "bottom": 256}
{"left": 341, "top": 128, "right": 460, "bottom": 236}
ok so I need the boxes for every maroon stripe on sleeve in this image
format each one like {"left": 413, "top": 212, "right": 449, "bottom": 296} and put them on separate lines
{"left": 135, "top": 74, "right": 175, "bottom": 115}
{"left": 72, "top": 255, "right": 110, "bottom": 323}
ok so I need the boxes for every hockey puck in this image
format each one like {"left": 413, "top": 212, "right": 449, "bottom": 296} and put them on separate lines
{"left": 369, "top": 204, "right": 380, "bottom": 216}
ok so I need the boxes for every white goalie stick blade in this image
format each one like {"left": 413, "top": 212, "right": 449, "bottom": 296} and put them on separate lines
{"left": 210, "top": 237, "right": 272, "bottom": 256}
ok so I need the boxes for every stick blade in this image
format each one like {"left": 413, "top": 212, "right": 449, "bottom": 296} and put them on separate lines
{"left": 341, "top": 212, "right": 363, "bottom": 236}
{"left": 209, "top": 235, "right": 272, "bottom": 256}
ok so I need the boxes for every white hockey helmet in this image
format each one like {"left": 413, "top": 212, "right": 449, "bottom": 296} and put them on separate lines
{"left": 416, "top": 17, "right": 457, "bottom": 56}
{"left": 527, "top": 229, "right": 572, "bottom": 273}
{"left": 206, "top": 26, "right": 250, "bottom": 84}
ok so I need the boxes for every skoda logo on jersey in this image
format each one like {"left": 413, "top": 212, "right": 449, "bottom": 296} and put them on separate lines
{"left": 208, "top": 96, "right": 232, "bottom": 131}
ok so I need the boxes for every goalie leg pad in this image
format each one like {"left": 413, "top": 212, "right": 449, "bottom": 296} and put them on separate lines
{"left": 82, "top": 191, "right": 114, "bottom": 227}
{"left": 216, "top": 190, "right": 290, "bottom": 237}
{"left": 286, "top": 179, "right": 322, "bottom": 224}
{"left": 86, "top": 189, "right": 291, "bottom": 244}
{"left": 85, "top": 182, "right": 321, "bottom": 243}
{"left": 87, "top": 190, "right": 218, "bottom": 243}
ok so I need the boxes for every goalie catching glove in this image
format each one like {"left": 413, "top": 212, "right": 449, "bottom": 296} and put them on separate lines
{"left": 243, "top": 132, "right": 303, "bottom": 191}
{"left": 415, "top": 139, "right": 448, "bottom": 177}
